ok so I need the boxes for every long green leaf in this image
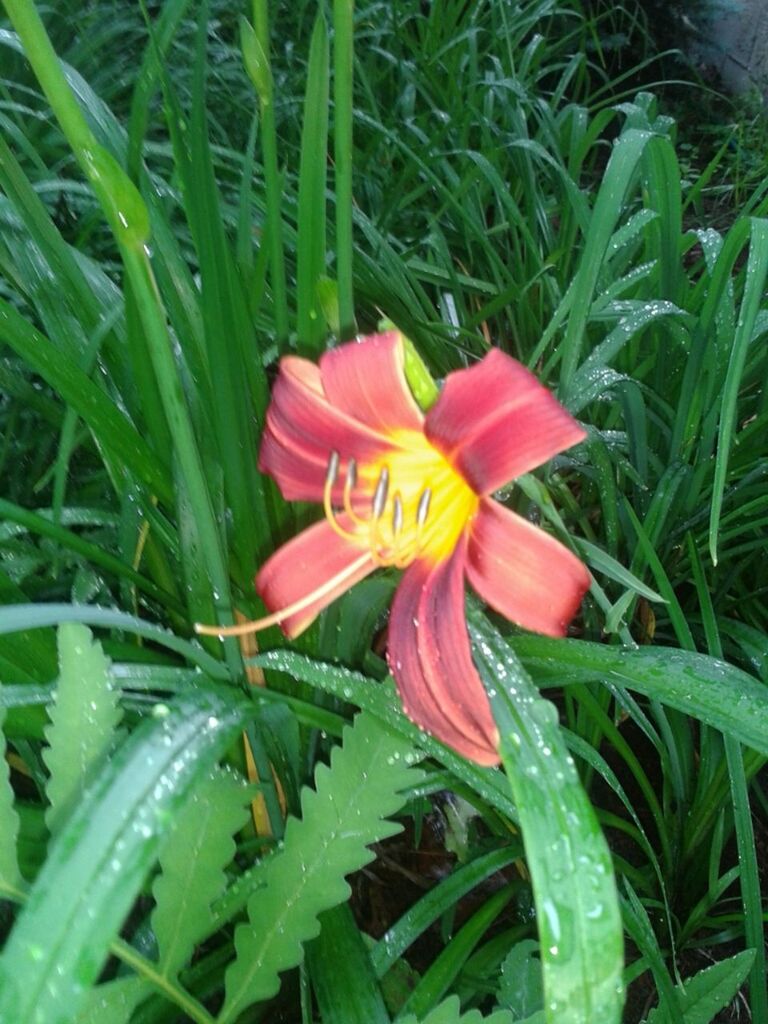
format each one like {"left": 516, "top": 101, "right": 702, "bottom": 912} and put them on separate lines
{"left": 306, "top": 904, "right": 391, "bottom": 1024}
{"left": 296, "top": 12, "right": 330, "bottom": 353}
{"left": 514, "top": 636, "right": 768, "bottom": 756}
{"left": 469, "top": 614, "right": 624, "bottom": 1024}
{"left": 333, "top": 0, "right": 355, "bottom": 337}
{"left": 0, "top": 299, "right": 171, "bottom": 504}
{"left": 709, "top": 217, "right": 768, "bottom": 563}
{"left": 0, "top": 687, "right": 250, "bottom": 1024}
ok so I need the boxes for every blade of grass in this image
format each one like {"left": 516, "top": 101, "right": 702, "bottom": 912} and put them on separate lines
{"left": 296, "top": 12, "right": 330, "bottom": 354}
{"left": 709, "top": 217, "right": 768, "bottom": 564}
{"left": 333, "top": 0, "right": 355, "bottom": 337}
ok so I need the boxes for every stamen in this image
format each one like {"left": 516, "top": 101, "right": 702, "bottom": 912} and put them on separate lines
{"left": 417, "top": 487, "right": 432, "bottom": 526}
{"left": 343, "top": 458, "right": 367, "bottom": 527}
{"left": 369, "top": 468, "right": 391, "bottom": 568}
{"left": 323, "top": 451, "right": 358, "bottom": 543}
{"left": 194, "top": 552, "right": 373, "bottom": 637}
{"left": 327, "top": 449, "right": 340, "bottom": 485}
{"left": 392, "top": 493, "right": 404, "bottom": 535}
{"left": 393, "top": 487, "right": 432, "bottom": 569}
{"left": 372, "top": 466, "right": 389, "bottom": 520}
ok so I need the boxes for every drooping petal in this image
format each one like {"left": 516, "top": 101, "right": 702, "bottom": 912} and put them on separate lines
{"left": 259, "top": 356, "right": 396, "bottom": 503}
{"left": 466, "top": 498, "right": 590, "bottom": 636}
{"left": 320, "top": 331, "right": 424, "bottom": 433}
{"left": 256, "top": 519, "right": 374, "bottom": 638}
{"left": 425, "top": 349, "right": 586, "bottom": 494}
{"left": 388, "top": 546, "right": 499, "bottom": 766}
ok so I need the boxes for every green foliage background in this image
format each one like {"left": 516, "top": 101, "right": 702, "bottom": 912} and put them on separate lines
{"left": 0, "top": 1, "right": 766, "bottom": 1022}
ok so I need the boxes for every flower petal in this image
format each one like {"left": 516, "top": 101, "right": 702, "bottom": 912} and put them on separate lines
{"left": 425, "top": 349, "right": 586, "bottom": 494}
{"left": 256, "top": 520, "right": 374, "bottom": 638}
{"left": 388, "top": 546, "right": 499, "bottom": 765}
{"left": 320, "top": 331, "right": 424, "bottom": 433}
{"left": 259, "top": 356, "right": 395, "bottom": 503}
{"left": 466, "top": 499, "right": 590, "bottom": 636}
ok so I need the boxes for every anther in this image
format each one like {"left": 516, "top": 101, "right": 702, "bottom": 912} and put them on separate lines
{"left": 346, "top": 458, "right": 357, "bottom": 491}
{"left": 372, "top": 467, "right": 390, "bottom": 520}
{"left": 326, "top": 450, "right": 340, "bottom": 485}
{"left": 417, "top": 488, "right": 432, "bottom": 527}
{"left": 324, "top": 450, "right": 357, "bottom": 543}
{"left": 392, "top": 493, "right": 404, "bottom": 535}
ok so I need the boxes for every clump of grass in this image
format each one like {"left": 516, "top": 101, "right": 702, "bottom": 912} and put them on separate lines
{"left": 0, "top": 1, "right": 766, "bottom": 1022}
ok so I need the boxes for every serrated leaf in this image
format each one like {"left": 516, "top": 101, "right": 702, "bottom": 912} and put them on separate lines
{"left": 74, "top": 977, "right": 149, "bottom": 1024}
{"left": 151, "top": 765, "right": 250, "bottom": 978}
{"left": 643, "top": 950, "right": 755, "bottom": 1024}
{"left": 397, "top": 994, "right": 515, "bottom": 1024}
{"left": 43, "top": 623, "right": 123, "bottom": 834}
{"left": 0, "top": 688, "right": 251, "bottom": 1024}
{"left": 0, "top": 704, "right": 21, "bottom": 889}
{"left": 497, "top": 941, "right": 544, "bottom": 1020}
{"left": 221, "top": 710, "right": 422, "bottom": 1022}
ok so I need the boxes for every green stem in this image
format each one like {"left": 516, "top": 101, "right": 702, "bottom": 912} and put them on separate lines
{"left": 0, "top": 886, "right": 214, "bottom": 1024}
{"left": 333, "top": 0, "right": 355, "bottom": 337}
{"left": 112, "top": 938, "right": 217, "bottom": 1024}
{"left": 252, "top": 0, "right": 289, "bottom": 345}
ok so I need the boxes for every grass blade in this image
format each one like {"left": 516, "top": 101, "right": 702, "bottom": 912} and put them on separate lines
{"left": 469, "top": 613, "right": 624, "bottom": 1024}
{"left": 0, "top": 687, "right": 251, "bottom": 1024}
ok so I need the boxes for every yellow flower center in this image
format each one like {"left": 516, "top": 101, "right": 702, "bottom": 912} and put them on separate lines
{"left": 324, "top": 429, "right": 479, "bottom": 568}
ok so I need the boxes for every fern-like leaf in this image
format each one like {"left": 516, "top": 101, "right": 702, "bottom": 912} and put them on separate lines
{"left": 0, "top": 704, "right": 21, "bottom": 889}
{"left": 151, "top": 765, "right": 250, "bottom": 978}
{"left": 43, "top": 623, "right": 122, "bottom": 833}
{"left": 74, "top": 977, "right": 149, "bottom": 1024}
{"left": 221, "top": 710, "right": 422, "bottom": 1022}
{"left": 398, "top": 995, "right": 516, "bottom": 1024}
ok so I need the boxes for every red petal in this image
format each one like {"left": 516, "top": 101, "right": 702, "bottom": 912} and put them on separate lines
{"left": 320, "top": 332, "right": 424, "bottom": 433}
{"left": 466, "top": 499, "right": 590, "bottom": 636}
{"left": 387, "top": 546, "right": 499, "bottom": 765}
{"left": 256, "top": 520, "right": 374, "bottom": 638}
{"left": 258, "top": 356, "right": 394, "bottom": 503}
{"left": 425, "top": 349, "right": 586, "bottom": 494}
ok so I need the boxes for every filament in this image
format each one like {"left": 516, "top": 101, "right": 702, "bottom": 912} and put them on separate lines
{"left": 194, "top": 551, "right": 373, "bottom": 637}
{"left": 323, "top": 451, "right": 358, "bottom": 543}
{"left": 342, "top": 458, "right": 367, "bottom": 527}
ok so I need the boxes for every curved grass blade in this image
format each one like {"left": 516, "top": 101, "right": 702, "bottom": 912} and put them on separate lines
{"left": 0, "top": 603, "right": 228, "bottom": 680}
{"left": 333, "top": 0, "right": 355, "bottom": 337}
{"left": 296, "top": 12, "right": 330, "bottom": 353}
{"left": 0, "top": 687, "right": 251, "bottom": 1024}
{"left": 469, "top": 614, "right": 624, "bottom": 1024}
{"left": 0, "top": 300, "right": 171, "bottom": 504}
{"left": 306, "top": 904, "right": 390, "bottom": 1024}
{"left": 514, "top": 636, "right": 768, "bottom": 756}
{"left": 399, "top": 888, "right": 513, "bottom": 1020}
{"left": 709, "top": 217, "right": 768, "bottom": 564}
{"left": 371, "top": 846, "right": 521, "bottom": 978}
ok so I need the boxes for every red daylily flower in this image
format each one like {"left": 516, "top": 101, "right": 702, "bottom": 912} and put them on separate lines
{"left": 201, "top": 332, "right": 590, "bottom": 765}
